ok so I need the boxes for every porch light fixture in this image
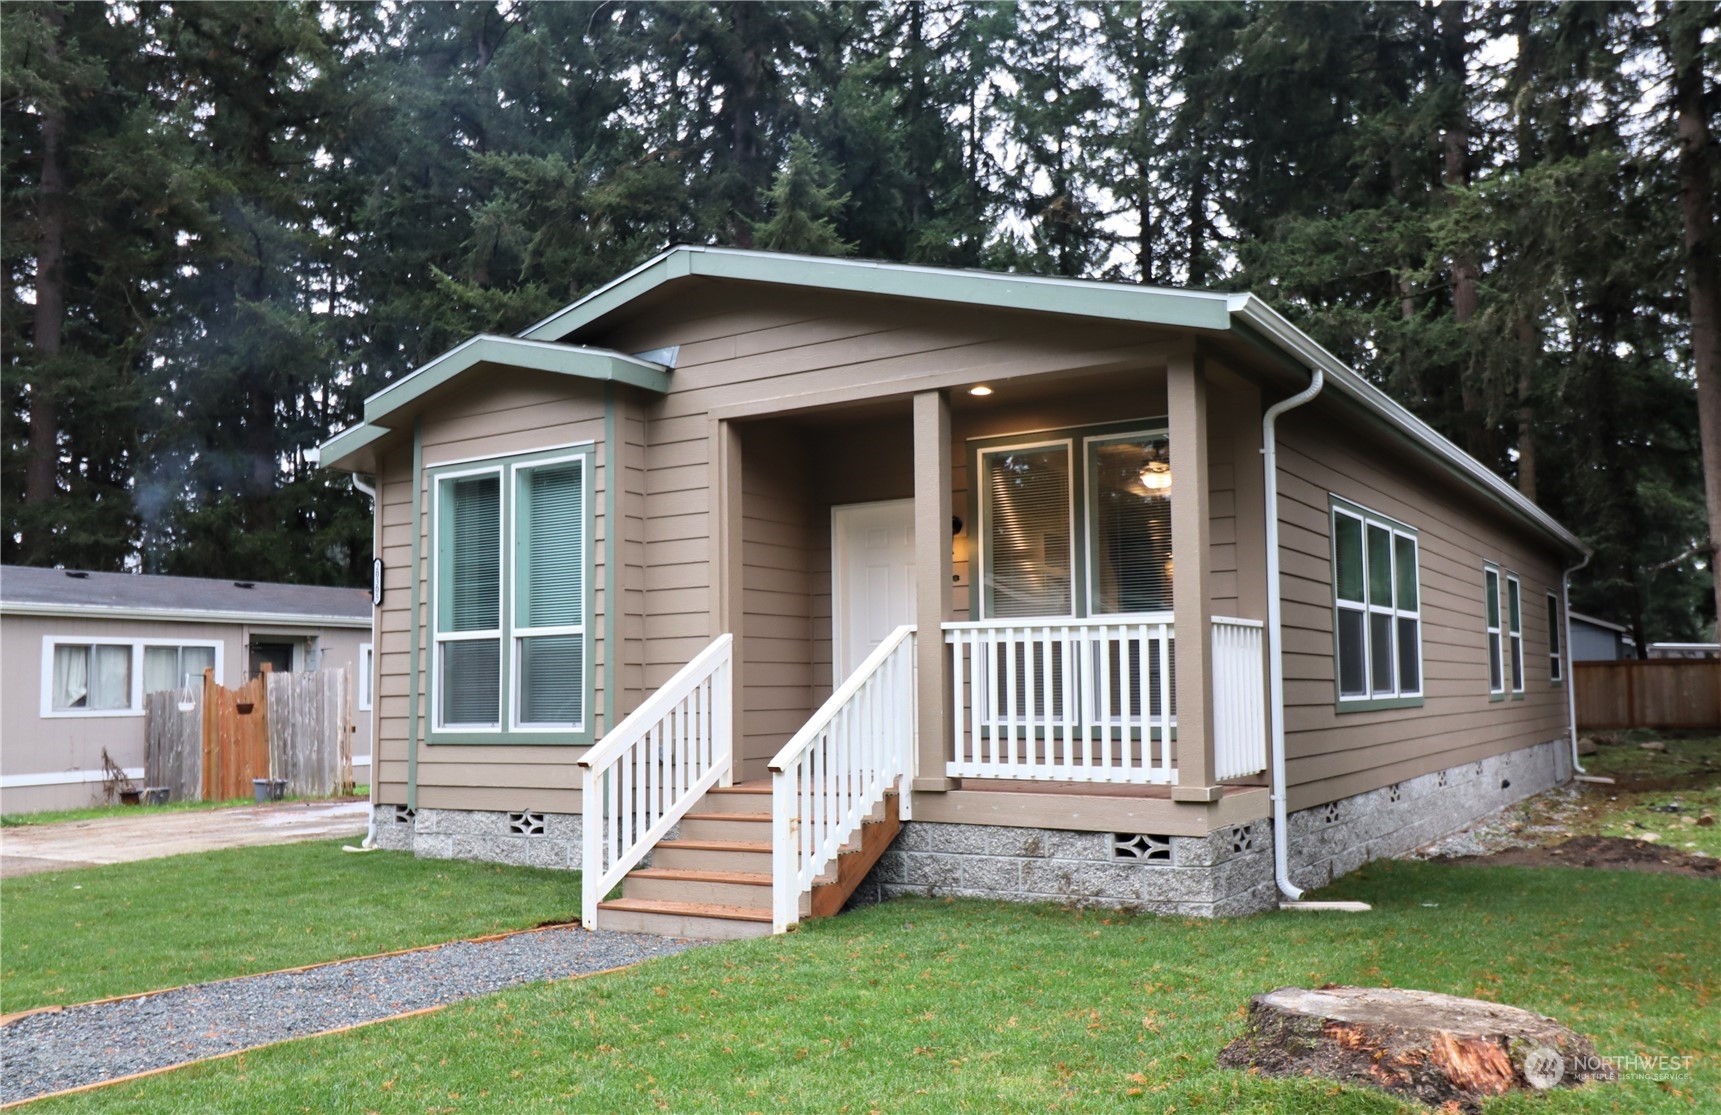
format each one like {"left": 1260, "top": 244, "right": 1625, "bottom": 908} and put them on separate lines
{"left": 968, "top": 385, "right": 994, "bottom": 396}
{"left": 1138, "top": 441, "right": 1172, "bottom": 494}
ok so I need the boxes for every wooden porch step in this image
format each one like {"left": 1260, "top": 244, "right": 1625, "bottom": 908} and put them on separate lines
{"left": 596, "top": 897, "right": 774, "bottom": 941}
{"left": 682, "top": 811, "right": 770, "bottom": 823}
{"left": 654, "top": 838, "right": 769, "bottom": 853}
{"left": 624, "top": 866, "right": 772, "bottom": 908}
{"left": 651, "top": 838, "right": 772, "bottom": 873}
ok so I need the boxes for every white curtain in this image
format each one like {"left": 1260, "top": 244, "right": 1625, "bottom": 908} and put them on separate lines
{"left": 89, "top": 644, "right": 131, "bottom": 709}
{"left": 52, "top": 644, "right": 89, "bottom": 709}
{"left": 143, "top": 646, "right": 179, "bottom": 693}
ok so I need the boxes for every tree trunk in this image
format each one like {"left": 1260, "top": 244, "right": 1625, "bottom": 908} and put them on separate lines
{"left": 1669, "top": 6, "right": 1721, "bottom": 643}
{"left": 1516, "top": 316, "right": 1538, "bottom": 502}
{"left": 25, "top": 8, "right": 68, "bottom": 552}
{"left": 1220, "top": 986, "right": 1616, "bottom": 1113}
{"left": 1439, "top": 1, "right": 1484, "bottom": 457}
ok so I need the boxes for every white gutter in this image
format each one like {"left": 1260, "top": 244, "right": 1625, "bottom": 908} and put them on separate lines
{"left": 1262, "top": 363, "right": 1326, "bottom": 905}
{"left": 1561, "top": 552, "right": 1593, "bottom": 776}
{"left": 0, "top": 602, "right": 369, "bottom": 628}
{"left": 345, "top": 473, "right": 382, "bottom": 854}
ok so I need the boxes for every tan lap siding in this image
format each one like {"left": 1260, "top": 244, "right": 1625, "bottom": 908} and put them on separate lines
{"left": 373, "top": 369, "right": 609, "bottom": 812}
{"left": 1276, "top": 407, "right": 1570, "bottom": 811}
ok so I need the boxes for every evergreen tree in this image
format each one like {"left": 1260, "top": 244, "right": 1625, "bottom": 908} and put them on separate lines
{"left": 752, "top": 134, "right": 855, "bottom": 256}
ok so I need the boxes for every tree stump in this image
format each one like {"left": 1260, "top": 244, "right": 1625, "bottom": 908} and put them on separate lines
{"left": 1219, "top": 986, "right": 1616, "bottom": 1112}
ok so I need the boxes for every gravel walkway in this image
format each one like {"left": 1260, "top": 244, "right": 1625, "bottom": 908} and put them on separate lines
{"left": 0, "top": 926, "right": 702, "bottom": 1104}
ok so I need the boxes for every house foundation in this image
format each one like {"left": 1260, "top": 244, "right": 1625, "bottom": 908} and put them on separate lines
{"left": 858, "top": 736, "right": 1572, "bottom": 916}
{"left": 371, "top": 805, "right": 582, "bottom": 870}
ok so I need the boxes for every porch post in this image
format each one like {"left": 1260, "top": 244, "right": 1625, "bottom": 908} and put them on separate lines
{"left": 713, "top": 418, "right": 744, "bottom": 783}
{"left": 1168, "top": 352, "right": 1220, "bottom": 801}
{"left": 912, "top": 390, "right": 953, "bottom": 792}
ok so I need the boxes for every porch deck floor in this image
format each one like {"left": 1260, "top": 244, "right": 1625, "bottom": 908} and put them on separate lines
{"left": 732, "top": 778, "right": 1262, "bottom": 800}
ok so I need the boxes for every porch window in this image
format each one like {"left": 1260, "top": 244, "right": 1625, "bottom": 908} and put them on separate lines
{"left": 976, "top": 424, "right": 1172, "bottom": 621}
{"left": 1331, "top": 498, "right": 1422, "bottom": 711}
{"left": 1485, "top": 565, "right": 1504, "bottom": 698}
{"left": 1547, "top": 592, "right": 1563, "bottom": 683}
{"left": 1506, "top": 573, "right": 1524, "bottom": 695}
{"left": 431, "top": 446, "right": 590, "bottom": 741}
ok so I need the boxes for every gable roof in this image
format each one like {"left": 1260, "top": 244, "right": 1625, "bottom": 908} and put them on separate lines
{"left": 0, "top": 566, "right": 371, "bottom": 627}
{"left": 323, "top": 245, "right": 1587, "bottom": 558}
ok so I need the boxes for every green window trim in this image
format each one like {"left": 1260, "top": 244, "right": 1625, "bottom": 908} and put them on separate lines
{"left": 427, "top": 443, "right": 595, "bottom": 745}
{"left": 1329, "top": 496, "right": 1423, "bottom": 713}
{"left": 1547, "top": 590, "right": 1565, "bottom": 685}
{"left": 1485, "top": 564, "right": 1505, "bottom": 701}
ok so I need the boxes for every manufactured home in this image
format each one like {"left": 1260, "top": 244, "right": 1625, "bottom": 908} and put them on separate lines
{"left": 0, "top": 567, "right": 373, "bottom": 813}
{"left": 321, "top": 247, "right": 1586, "bottom": 938}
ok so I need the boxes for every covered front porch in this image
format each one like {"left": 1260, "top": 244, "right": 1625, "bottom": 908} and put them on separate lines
{"left": 717, "top": 344, "right": 1274, "bottom": 810}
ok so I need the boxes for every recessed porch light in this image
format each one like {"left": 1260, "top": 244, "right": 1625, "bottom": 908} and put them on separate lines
{"left": 969, "top": 385, "right": 994, "bottom": 396}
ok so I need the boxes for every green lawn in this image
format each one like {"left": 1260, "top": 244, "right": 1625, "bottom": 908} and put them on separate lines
{"left": 23, "top": 860, "right": 1716, "bottom": 1113}
{"left": 0, "top": 841, "right": 579, "bottom": 1013}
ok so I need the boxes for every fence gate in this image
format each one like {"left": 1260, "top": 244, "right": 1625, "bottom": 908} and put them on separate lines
{"left": 144, "top": 666, "right": 353, "bottom": 801}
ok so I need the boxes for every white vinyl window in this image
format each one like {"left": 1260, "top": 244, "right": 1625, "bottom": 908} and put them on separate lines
{"left": 1506, "top": 573, "right": 1524, "bottom": 695}
{"left": 976, "top": 424, "right": 1173, "bottom": 621}
{"left": 357, "top": 643, "right": 374, "bottom": 711}
{"left": 42, "top": 638, "right": 221, "bottom": 717}
{"left": 1547, "top": 592, "right": 1563, "bottom": 684}
{"left": 1485, "top": 565, "right": 1504, "bottom": 698}
{"left": 1331, "top": 499, "right": 1421, "bottom": 709}
{"left": 430, "top": 446, "right": 589, "bottom": 740}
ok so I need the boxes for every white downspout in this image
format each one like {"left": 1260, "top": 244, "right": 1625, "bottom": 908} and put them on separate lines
{"left": 344, "top": 473, "right": 381, "bottom": 853}
{"left": 1562, "top": 553, "right": 1592, "bottom": 776}
{"left": 1262, "top": 366, "right": 1326, "bottom": 905}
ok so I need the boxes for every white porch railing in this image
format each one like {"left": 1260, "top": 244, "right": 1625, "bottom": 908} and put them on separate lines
{"left": 578, "top": 633, "right": 733, "bottom": 930}
{"left": 943, "top": 615, "right": 1176, "bottom": 784}
{"left": 1211, "top": 617, "right": 1267, "bottom": 780}
{"left": 768, "top": 625, "right": 916, "bottom": 934}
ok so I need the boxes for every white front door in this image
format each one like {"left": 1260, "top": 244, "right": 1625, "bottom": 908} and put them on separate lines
{"left": 832, "top": 499, "right": 917, "bottom": 682}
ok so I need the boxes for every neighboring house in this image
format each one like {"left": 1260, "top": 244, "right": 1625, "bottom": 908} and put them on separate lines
{"left": 1568, "top": 611, "right": 1634, "bottom": 661}
{"left": 322, "top": 246, "right": 1588, "bottom": 937}
{"left": 0, "top": 567, "right": 374, "bottom": 814}
{"left": 1647, "top": 642, "right": 1720, "bottom": 659}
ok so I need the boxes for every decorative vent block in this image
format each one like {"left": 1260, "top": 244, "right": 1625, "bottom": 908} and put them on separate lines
{"left": 1322, "top": 802, "right": 1341, "bottom": 825}
{"left": 1437, "top": 770, "right": 1448, "bottom": 788}
{"left": 1229, "top": 823, "right": 1256, "bottom": 855}
{"left": 1112, "top": 833, "right": 1172, "bottom": 863}
{"left": 1388, "top": 783, "right": 1402, "bottom": 804}
{"left": 393, "top": 805, "right": 416, "bottom": 824}
{"left": 509, "top": 810, "right": 546, "bottom": 836}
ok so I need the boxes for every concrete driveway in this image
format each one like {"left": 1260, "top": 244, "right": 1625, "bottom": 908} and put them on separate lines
{"left": 0, "top": 799, "right": 370, "bottom": 878}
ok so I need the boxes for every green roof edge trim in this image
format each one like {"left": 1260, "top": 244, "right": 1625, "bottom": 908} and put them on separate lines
{"left": 318, "top": 335, "right": 668, "bottom": 471}
{"left": 518, "top": 245, "right": 1233, "bottom": 341}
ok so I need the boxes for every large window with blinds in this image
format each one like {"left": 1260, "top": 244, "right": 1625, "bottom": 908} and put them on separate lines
{"left": 974, "top": 423, "right": 1174, "bottom": 621}
{"left": 430, "top": 446, "right": 589, "bottom": 740}
{"left": 1330, "top": 497, "right": 1423, "bottom": 711}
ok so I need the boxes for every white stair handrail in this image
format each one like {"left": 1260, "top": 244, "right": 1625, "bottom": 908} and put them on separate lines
{"left": 579, "top": 633, "right": 733, "bottom": 930}
{"left": 768, "top": 624, "right": 916, "bottom": 934}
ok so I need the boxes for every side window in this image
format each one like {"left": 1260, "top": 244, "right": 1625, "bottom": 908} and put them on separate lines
{"left": 1484, "top": 565, "right": 1504, "bottom": 697}
{"left": 1506, "top": 574, "right": 1524, "bottom": 694}
{"left": 1331, "top": 499, "right": 1421, "bottom": 709}
{"left": 1547, "top": 592, "right": 1563, "bottom": 683}
{"left": 49, "top": 643, "right": 132, "bottom": 711}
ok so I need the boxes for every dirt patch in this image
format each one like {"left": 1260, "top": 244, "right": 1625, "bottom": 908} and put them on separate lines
{"left": 1432, "top": 835, "right": 1719, "bottom": 878}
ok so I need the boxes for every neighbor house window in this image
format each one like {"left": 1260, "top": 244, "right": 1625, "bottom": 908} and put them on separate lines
{"left": 431, "top": 446, "right": 589, "bottom": 740}
{"left": 1330, "top": 498, "right": 1422, "bottom": 710}
{"left": 976, "top": 423, "right": 1173, "bottom": 620}
{"left": 42, "top": 638, "right": 222, "bottom": 717}
{"left": 1484, "top": 565, "right": 1504, "bottom": 698}
{"left": 357, "top": 643, "right": 374, "bottom": 711}
{"left": 1547, "top": 592, "right": 1563, "bottom": 683}
{"left": 1506, "top": 573, "right": 1524, "bottom": 695}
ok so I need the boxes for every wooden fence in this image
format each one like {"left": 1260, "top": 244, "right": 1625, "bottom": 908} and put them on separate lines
{"left": 267, "top": 668, "right": 354, "bottom": 798}
{"left": 1573, "top": 659, "right": 1721, "bottom": 730}
{"left": 144, "top": 667, "right": 353, "bottom": 801}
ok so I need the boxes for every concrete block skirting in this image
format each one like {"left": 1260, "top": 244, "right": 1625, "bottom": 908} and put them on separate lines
{"left": 858, "top": 736, "right": 1571, "bottom": 918}
{"left": 370, "top": 805, "right": 582, "bottom": 871}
